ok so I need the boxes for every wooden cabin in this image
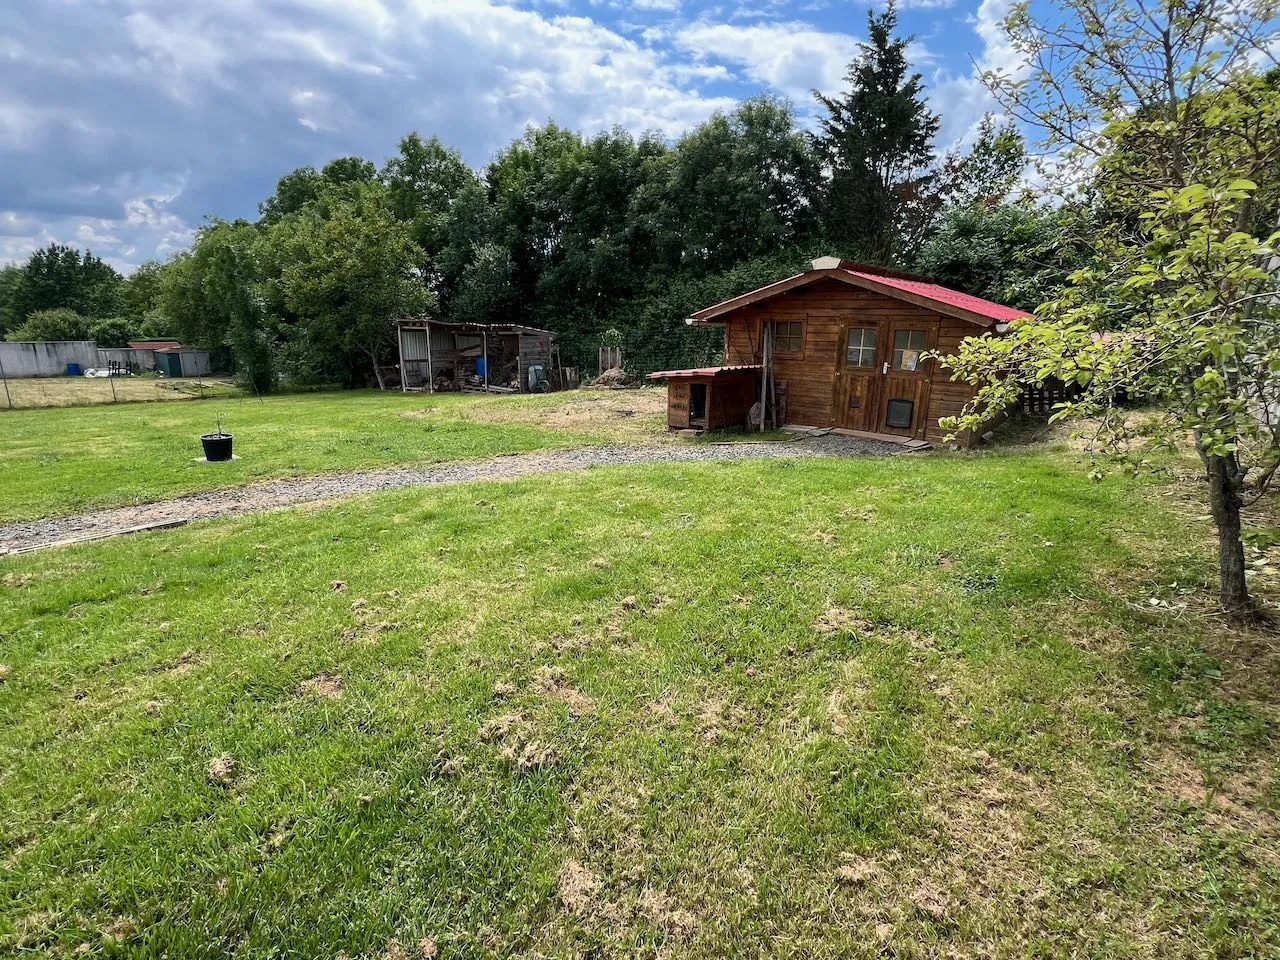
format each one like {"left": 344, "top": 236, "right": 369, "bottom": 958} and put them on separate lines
{"left": 649, "top": 257, "right": 1030, "bottom": 442}
{"left": 396, "top": 320, "right": 555, "bottom": 394}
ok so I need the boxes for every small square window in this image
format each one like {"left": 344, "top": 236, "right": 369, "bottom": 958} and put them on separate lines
{"left": 773, "top": 321, "right": 803, "bottom": 354}
{"left": 892, "top": 329, "right": 928, "bottom": 371}
{"left": 846, "top": 327, "right": 877, "bottom": 367}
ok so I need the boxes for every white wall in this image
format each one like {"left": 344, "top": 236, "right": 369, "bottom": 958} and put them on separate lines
{"left": 97, "top": 347, "right": 158, "bottom": 371}
{"left": 176, "top": 350, "right": 212, "bottom": 376}
{"left": 0, "top": 341, "right": 99, "bottom": 377}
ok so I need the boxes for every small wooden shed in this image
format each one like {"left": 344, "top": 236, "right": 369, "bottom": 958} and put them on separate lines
{"left": 396, "top": 320, "right": 554, "bottom": 394}
{"left": 651, "top": 257, "right": 1030, "bottom": 442}
{"left": 649, "top": 365, "right": 761, "bottom": 431}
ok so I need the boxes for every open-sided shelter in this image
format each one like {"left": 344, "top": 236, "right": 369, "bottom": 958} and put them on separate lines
{"left": 396, "top": 320, "right": 555, "bottom": 394}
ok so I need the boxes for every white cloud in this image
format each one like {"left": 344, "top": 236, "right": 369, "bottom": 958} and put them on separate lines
{"left": 673, "top": 20, "right": 860, "bottom": 101}
{"left": 1, "top": 0, "right": 745, "bottom": 270}
{"left": 927, "top": 0, "right": 1026, "bottom": 150}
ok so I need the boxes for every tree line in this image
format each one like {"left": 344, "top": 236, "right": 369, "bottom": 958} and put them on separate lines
{"left": 1, "top": 4, "right": 1084, "bottom": 387}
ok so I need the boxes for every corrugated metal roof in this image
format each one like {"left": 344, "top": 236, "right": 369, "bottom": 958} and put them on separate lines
{"left": 645, "top": 365, "right": 762, "bottom": 379}
{"left": 394, "top": 319, "right": 554, "bottom": 336}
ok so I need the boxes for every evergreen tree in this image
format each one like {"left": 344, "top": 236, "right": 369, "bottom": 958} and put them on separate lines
{"left": 813, "top": 1, "right": 940, "bottom": 262}
{"left": 7, "top": 243, "right": 123, "bottom": 321}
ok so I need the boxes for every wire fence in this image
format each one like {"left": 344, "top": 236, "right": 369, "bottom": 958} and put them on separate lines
{"left": 0, "top": 375, "right": 242, "bottom": 410}
{"left": 557, "top": 326, "right": 724, "bottom": 383}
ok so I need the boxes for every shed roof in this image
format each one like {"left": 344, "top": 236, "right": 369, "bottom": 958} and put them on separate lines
{"left": 687, "top": 257, "right": 1031, "bottom": 328}
{"left": 128, "top": 340, "right": 181, "bottom": 350}
{"left": 645, "top": 364, "right": 762, "bottom": 380}
{"left": 395, "top": 319, "right": 554, "bottom": 337}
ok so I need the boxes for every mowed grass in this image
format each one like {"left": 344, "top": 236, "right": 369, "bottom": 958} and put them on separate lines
{"left": 2, "top": 452, "right": 1277, "bottom": 958}
{"left": 0, "top": 391, "right": 612, "bottom": 523}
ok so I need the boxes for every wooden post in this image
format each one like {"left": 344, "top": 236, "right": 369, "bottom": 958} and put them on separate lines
{"left": 426, "top": 321, "right": 435, "bottom": 393}
{"left": 759, "top": 321, "right": 770, "bottom": 432}
{"left": 0, "top": 349, "right": 11, "bottom": 410}
{"left": 482, "top": 328, "right": 489, "bottom": 392}
{"left": 397, "top": 323, "right": 406, "bottom": 393}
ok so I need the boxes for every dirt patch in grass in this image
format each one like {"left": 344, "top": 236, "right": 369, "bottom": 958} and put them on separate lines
{"left": 534, "top": 665, "right": 595, "bottom": 716}
{"left": 462, "top": 389, "right": 670, "bottom": 443}
{"left": 206, "top": 755, "right": 236, "bottom": 785}
{"left": 299, "top": 673, "right": 343, "bottom": 699}
{"left": 478, "top": 710, "right": 560, "bottom": 771}
{"left": 557, "top": 859, "right": 604, "bottom": 916}
{"left": 811, "top": 608, "right": 875, "bottom": 636}
{"left": 553, "top": 857, "right": 699, "bottom": 942}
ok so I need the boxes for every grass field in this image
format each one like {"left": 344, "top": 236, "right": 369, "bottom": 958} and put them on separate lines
{"left": 0, "top": 375, "right": 242, "bottom": 409}
{"left": 2, "top": 444, "right": 1277, "bottom": 958}
{"left": 0, "top": 390, "right": 667, "bottom": 523}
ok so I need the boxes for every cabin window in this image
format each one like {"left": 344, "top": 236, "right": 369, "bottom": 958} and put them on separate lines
{"left": 772, "top": 321, "right": 804, "bottom": 355}
{"left": 846, "top": 327, "right": 878, "bottom": 367}
{"left": 892, "top": 329, "right": 928, "bottom": 371}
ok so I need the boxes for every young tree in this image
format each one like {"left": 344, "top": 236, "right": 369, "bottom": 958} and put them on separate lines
{"left": 942, "top": 0, "right": 1280, "bottom": 621}
{"left": 936, "top": 115, "right": 1028, "bottom": 209}
{"left": 159, "top": 220, "right": 276, "bottom": 392}
{"left": 382, "top": 133, "right": 480, "bottom": 267}
{"left": 0, "top": 264, "right": 24, "bottom": 335}
{"left": 259, "top": 167, "right": 324, "bottom": 225}
{"left": 813, "top": 0, "right": 940, "bottom": 262}
{"left": 119, "top": 259, "right": 165, "bottom": 319}
{"left": 658, "top": 96, "right": 821, "bottom": 272}
{"left": 4, "top": 308, "right": 92, "bottom": 342}
{"left": 449, "top": 242, "right": 516, "bottom": 327}
{"left": 87, "top": 316, "right": 140, "bottom": 348}
{"left": 265, "top": 182, "right": 430, "bottom": 389}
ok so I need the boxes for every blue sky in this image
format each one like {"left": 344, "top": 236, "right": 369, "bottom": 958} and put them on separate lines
{"left": 2, "top": 0, "right": 1017, "bottom": 272}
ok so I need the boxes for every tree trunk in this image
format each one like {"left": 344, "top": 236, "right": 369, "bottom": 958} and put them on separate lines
{"left": 366, "top": 346, "right": 386, "bottom": 390}
{"left": 1205, "top": 450, "right": 1253, "bottom": 619}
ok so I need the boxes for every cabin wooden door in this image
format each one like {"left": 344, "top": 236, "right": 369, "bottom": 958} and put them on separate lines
{"left": 833, "top": 321, "right": 883, "bottom": 431}
{"left": 876, "top": 320, "right": 935, "bottom": 438}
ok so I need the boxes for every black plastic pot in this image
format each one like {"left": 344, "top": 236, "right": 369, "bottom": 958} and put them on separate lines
{"left": 201, "top": 432, "right": 234, "bottom": 462}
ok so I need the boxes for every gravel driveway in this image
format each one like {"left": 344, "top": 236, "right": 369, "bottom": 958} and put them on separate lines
{"left": 0, "top": 435, "right": 902, "bottom": 555}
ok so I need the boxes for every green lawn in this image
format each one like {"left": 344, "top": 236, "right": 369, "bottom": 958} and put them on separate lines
{"left": 0, "top": 391, "right": 612, "bottom": 523}
{"left": 2, "top": 451, "right": 1276, "bottom": 958}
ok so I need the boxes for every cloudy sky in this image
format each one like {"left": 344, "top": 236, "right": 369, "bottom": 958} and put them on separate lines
{"left": 2, "top": 0, "right": 1016, "bottom": 273}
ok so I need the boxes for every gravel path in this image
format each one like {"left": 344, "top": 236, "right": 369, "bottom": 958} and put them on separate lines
{"left": 0, "top": 435, "right": 902, "bottom": 555}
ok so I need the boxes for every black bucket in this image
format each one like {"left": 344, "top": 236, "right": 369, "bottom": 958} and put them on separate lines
{"left": 201, "top": 433, "right": 234, "bottom": 462}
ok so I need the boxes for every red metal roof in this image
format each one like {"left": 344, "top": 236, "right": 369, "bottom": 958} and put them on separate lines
{"left": 687, "top": 258, "right": 1031, "bottom": 327}
{"left": 840, "top": 266, "right": 1030, "bottom": 324}
{"left": 128, "top": 340, "right": 182, "bottom": 350}
{"left": 645, "top": 364, "right": 762, "bottom": 380}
